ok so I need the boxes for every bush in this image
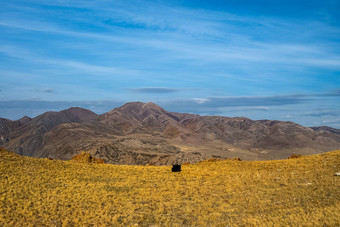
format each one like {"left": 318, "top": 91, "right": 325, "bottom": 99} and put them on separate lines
{"left": 145, "top": 162, "right": 154, "bottom": 166}
{"left": 288, "top": 154, "right": 302, "bottom": 159}
{"left": 94, "top": 158, "right": 105, "bottom": 164}
{"left": 72, "top": 151, "right": 105, "bottom": 164}
{"left": 199, "top": 158, "right": 221, "bottom": 163}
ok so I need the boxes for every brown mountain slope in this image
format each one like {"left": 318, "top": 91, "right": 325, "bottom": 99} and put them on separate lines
{"left": 1, "top": 102, "right": 340, "bottom": 164}
{"left": 4, "top": 107, "right": 97, "bottom": 156}
{"left": 98, "top": 102, "right": 183, "bottom": 134}
{"left": 0, "top": 116, "right": 32, "bottom": 146}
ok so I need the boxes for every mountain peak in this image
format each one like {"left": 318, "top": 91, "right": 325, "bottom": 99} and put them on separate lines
{"left": 28, "top": 107, "right": 97, "bottom": 131}
{"left": 60, "top": 107, "right": 98, "bottom": 121}
{"left": 121, "top": 101, "right": 144, "bottom": 108}
{"left": 17, "top": 116, "right": 32, "bottom": 125}
{"left": 143, "top": 101, "right": 161, "bottom": 108}
{"left": 117, "top": 101, "right": 164, "bottom": 112}
{"left": 101, "top": 101, "right": 172, "bottom": 126}
{"left": 145, "top": 101, "right": 156, "bottom": 105}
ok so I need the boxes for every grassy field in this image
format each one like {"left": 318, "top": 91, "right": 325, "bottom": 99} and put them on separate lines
{"left": 0, "top": 148, "right": 339, "bottom": 226}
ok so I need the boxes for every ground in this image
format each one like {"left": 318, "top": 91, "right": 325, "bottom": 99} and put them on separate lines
{"left": 0, "top": 148, "right": 339, "bottom": 226}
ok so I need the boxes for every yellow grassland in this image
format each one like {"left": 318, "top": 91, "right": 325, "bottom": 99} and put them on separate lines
{"left": 0, "top": 148, "right": 339, "bottom": 226}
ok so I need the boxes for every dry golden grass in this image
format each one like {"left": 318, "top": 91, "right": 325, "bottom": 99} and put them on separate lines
{"left": 0, "top": 147, "right": 339, "bottom": 226}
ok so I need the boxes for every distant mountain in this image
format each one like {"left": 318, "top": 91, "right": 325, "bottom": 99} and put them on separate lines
{"left": 3, "top": 107, "right": 97, "bottom": 157}
{"left": 1, "top": 102, "right": 340, "bottom": 165}
{"left": 0, "top": 116, "right": 32, "bottom": 146}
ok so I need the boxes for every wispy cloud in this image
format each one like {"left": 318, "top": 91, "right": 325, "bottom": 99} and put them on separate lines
{"left": 254, "top": 106, "right": 270, "bottom": 111}
{"left": 42, "top": 88, "right": 55, "bottom": 94}
{"left": 304, "top": 111, "right": 339, "bottom": 117}
{"left": 323, "top": 119, "right": 340, "bottom": 124}
{"left": 153, "top": 94, "right": 309, "bottom": 115}
{"left": 193, "top": 98, "right": 209, "bottom": 104}
{"left": 191, "top": 95, "right": 306, "bottom": 107}
{"left": 30, "top": 88, "right": 56, "bottom": 94}
{"left": 1, "top": 3, "right": 340, "bottom": 69}
{"left": 317, "top": 89, "right": 340, "bottom": 97}
{"left": 0, "top": 45, "right": 140, "bottom": 76}
{"left": 128, "top": 87, "right": 180, "bottom": 93}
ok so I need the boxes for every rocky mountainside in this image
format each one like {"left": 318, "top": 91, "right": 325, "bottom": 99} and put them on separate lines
{"left": 0, "top": 116, "right": 32, "bottom": 146}
{"left": 3, "top": 107, "right": 97, "bottom": 157}
{"left": 1, "top": 102, "right": 340, "bottom": 165}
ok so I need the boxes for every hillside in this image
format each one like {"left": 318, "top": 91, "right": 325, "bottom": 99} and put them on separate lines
{"left": 0, "top": 148, "right": 339, "bottom": 226}
{"left": 1, "top": 102, "right": 340, "bottom": 164}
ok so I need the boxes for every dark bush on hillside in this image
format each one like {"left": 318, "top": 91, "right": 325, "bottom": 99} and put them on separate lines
{"left": 288, "top": 154, "right": 302, "bottom": 159}
{"left": 146, "top": 162, "right": 154, "bottom": 166}
{"left": 204, "top": 158, "right": 220, "bottom": 162}
{"left": 72, "top": 151, "right": 105, "bottom": 164}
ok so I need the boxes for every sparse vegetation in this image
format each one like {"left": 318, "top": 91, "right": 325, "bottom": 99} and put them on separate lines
{"left": 288, "top": 154, "right": 302, "bottom": 159}
{"left": 199, "top": 158, "right": 223, "bottom": 163}
{"left": 71, "top": 151, "right": 105, "bottom": 164}
{"left": 1, "top": 147, "right": 339, "bottom": 226}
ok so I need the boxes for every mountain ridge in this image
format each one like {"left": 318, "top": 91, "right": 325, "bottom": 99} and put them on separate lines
{"left": 1, "top": 102, "right": 340, "bottom": 165}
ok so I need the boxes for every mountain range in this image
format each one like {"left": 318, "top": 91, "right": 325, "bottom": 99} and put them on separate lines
{"left": 1, "top": 102, "right": 340, "bottom": 165}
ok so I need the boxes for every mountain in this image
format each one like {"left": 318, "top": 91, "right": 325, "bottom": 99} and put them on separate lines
{"left": 3, "top": 107, "right": 97, "bottom": 157}
{"left": 1, "top": 102, "right": 340, "bottom": 165}
{"left": 0, "top": 116, "right": 32, "bottom": 146}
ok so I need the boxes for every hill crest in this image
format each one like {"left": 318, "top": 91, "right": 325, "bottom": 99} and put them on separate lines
{"left": 1, "top": 101, "right": 340, "bottom": 165}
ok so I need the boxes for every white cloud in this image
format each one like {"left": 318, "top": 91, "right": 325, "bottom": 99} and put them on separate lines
{"left": 0, "top": 45, "right": 139, "bottom": 76}
{"left": 323, "top": 119, "right": 340, "bottom": 123}
{"left": 254, "top": 106, "right": 270, "bottom": 111}
{"left": 284, "top": 115, "right": 293, "bottom": 119}
{"left": 192, "top": 98, "right": 210, "bottom": 104}
{"left": 1, "top": 3, "right": 340, "bottom": 69}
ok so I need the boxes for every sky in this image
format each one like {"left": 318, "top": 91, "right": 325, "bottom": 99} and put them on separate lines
{"left": 0, "top": 0, "right": 340, "bottom": 128}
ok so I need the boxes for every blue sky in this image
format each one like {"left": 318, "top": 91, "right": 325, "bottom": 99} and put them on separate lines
{"left": 0, "top": 0, "right": 340, "bottom": 128}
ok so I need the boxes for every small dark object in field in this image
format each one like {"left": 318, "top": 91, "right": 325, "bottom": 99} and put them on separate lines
{"left": 288, "top": 154, "right": 302, "bottom": 159}
{"left": 172, "top": 165, "right": 181, "bottom": 172}
{"left": 48, "top": 158, "right": 53, "bottom": 160}
{"left": 146, "top": 162, "right": 154, "bottom": 166}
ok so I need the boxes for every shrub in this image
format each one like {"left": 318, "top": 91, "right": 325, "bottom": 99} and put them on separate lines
{"left": 199, "top": 158, "right": 221, "bottom": 163}
{"left": 288, "top": 154, "right": 302, "bottom": 159}
{"left": 94, "top": 158, "right": 105, "bottom": 164}
{"left": 146, "top": 162, "right": 154, "bottom": 166}
{"left": 72, "top": 151, "right": 105, "bottom": 164}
